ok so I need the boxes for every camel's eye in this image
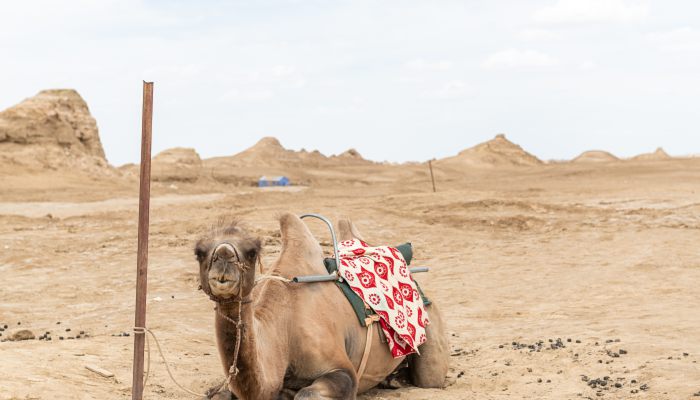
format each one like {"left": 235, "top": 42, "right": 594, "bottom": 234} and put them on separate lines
{"left": 245, "top": 248, "right": 257, "bottom": 261}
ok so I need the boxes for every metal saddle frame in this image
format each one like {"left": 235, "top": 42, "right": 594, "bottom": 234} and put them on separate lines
{"left": 291, "top": 213, "right": 429, "bottom": 283}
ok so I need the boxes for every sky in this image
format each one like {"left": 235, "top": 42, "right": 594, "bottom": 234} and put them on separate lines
{"left": 1, "top": 0, "right": 699, "bottom": 165}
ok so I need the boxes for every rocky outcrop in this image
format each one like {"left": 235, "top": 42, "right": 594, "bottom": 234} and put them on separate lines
{"left": 152, "top": 147, "right": 203, "bottom": 182}
{"left": 0, "top": 89, "right": 105, "bottom": 159}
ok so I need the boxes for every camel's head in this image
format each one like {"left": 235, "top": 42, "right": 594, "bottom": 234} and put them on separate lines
{"left": 194, "top": 220, "right": 261, "bottom": 302}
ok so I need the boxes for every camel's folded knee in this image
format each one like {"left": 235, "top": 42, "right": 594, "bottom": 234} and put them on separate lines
{"left": 294, "top": 369, "right": 356, "bottom": 400}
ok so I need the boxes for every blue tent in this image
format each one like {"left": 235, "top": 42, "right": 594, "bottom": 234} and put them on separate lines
{"left": 258, "top": 176, "right": 290, "bottom": 187}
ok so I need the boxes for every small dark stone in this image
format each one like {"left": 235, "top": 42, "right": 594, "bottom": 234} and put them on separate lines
{"left": 615, "top": 383, "right": 622, "bottom": 388}
{"left": 576, "top": 339, "right": 581, "bottom": 343}
{"left": 56, "top": 322, "right": 61, "bottom": 325}
{"left": 546, "top": 379, "right": 551, "bottom": 383}
{"left": 3, "top": 324, "right": 7, "bottom": 329}
{"left": 59, "top": 336, "right": 64, "bottom": 340}
{"left": 631, "top": 379, "right": 637, "bottom": 384}
{"left": 499, "top": 345, "right": 504, "bottom": 348}
{"left": 567, "top": 338, "right": 572, "bottom": 342}
{"left": 17, "top": 322, "right": 21, "bottom": 325}
{"left": 683, "top": 353, "right": 689, "bottom": 357}
{"left": 582, "top": 375, "right": 589, "bottom": 382}
{"left": 65, "top": 328, "right": 71, "bottom": 332}
{"left": 640, "top": 384, "right": 649, "bottom": 391}
{"left": 598, "top": 360, "right": 603, "bottom": 363}
{"left": 619, "top": 349, "right": 627, "bottom": 355}
{"left": 537, "top": 378, "right": 542, "bottom": 383}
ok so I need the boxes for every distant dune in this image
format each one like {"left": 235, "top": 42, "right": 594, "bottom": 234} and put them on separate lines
{"left": 437, "top": 134, "right": 543, "bottom": 168}
{"left": 572, "top": 150, "right": 619, "bottom": 163}
{"left": 632, "top": 147, "right": 671, "bottom": 161}
{"left": 226, "top": 136, "right": 372, "bottom": 168}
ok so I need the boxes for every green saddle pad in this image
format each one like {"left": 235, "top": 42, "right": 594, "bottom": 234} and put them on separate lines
{"left": 324, "top": 242, "right": 432, "bottom": 327}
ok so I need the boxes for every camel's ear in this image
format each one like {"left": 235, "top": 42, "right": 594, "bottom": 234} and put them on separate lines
{"left": 337, "top": 218, "right": 365, "bottom": 242}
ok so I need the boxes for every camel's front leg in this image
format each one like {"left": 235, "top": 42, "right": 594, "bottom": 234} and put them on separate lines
{"left": 294, "top": 369, "right": 357, "bottom": 400}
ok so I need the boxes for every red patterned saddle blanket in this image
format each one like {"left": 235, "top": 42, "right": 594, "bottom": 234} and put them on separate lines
{"left": 337, "top": 239, "right": 429, "bottom": 357}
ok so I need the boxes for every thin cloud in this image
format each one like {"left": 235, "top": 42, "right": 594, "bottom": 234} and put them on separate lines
{"left": 481, "top": 49, "right": 560, "bottom": 70}
{"left": 579, "top": 60, "right": 597, "bottom": 70}
{"left": 219, "top": 88, "right": 275, "bottom": 102}
{"left": 647, "top": 27, "right": 700, "bottom": 52}
{"left": 533, "top": 0, "right": 650, "bottom": 24}
{"left": 517, "top": 28, "right": 561, "bottom": 41}
{"left": 426, "top": 80, "right": 469, "bottom": 100}
{"left": 404, "top": 59, "right": 453, "bottom": 71}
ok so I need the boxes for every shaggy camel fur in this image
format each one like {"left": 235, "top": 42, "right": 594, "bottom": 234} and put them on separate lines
{"left": 194, "top": 213, "right": 449, "bottom": 399}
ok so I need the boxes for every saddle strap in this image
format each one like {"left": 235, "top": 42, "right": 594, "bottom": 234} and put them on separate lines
{"left": 357, "top": 314, "right": 380, "bottom": 380}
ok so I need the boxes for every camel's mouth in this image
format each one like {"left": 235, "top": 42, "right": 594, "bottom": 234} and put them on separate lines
{"left": 208, "top": 277, "right": 240, "bottom": 298}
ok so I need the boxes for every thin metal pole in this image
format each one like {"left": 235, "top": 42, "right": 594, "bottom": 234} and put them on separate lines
{"left": 428, "top": 159, "right": 436, "bottom": 193}
{"left": 132, "top": 81, "right": 154, "bottom": 400}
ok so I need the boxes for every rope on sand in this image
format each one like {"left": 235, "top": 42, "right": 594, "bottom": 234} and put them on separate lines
{"left": 133, "top": 326, "right": 226, "bottom": 398}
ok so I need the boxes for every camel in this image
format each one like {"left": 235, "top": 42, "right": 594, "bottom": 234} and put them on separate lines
{"left": 194, "top": 213, "right": 449, "bottom": 399}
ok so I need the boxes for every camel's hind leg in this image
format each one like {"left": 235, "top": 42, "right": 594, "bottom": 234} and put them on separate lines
{"left": 294, "top": 369, "right": 357, "bottom": 400}
{"left": 408, "top": 301, "right": 450, "bottom": 388}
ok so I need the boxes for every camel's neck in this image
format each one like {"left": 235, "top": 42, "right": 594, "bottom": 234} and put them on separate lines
{"left": 215, "top": 281, "right": 291, "bottom": 399}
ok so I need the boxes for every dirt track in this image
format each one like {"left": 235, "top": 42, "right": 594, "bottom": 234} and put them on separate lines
{"left": 1, "top": 160, "right": 700, "bottom": 399}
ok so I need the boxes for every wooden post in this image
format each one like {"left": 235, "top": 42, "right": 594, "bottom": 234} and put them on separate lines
{"left": 132, "top": 81, "right": 154, "bottom": 400}
{"left": 428, "top": 159, "right": 436, "bottom": 193}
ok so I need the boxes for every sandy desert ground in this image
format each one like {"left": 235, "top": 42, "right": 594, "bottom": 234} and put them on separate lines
{"left": 1, "top": 90, "right": 699, "bottom": 399}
